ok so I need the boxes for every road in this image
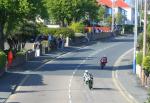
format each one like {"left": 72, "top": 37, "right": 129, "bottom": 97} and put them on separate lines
{"left": 6, "top": 35, "right": 134, "bottom": 103}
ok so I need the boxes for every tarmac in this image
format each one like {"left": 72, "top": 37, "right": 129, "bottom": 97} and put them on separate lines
{"left": 0, "top": 38, "right": 148, "bottom": 103}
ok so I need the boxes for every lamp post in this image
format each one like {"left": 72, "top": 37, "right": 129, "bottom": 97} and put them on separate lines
{"left": 133, "top": 0, "right": 138, "bottom": 74}
{"left": 143, "top": 0, "right": 147, "bottom": 58}
{"left": 112, "top": 0, "right": 115, "bottom": 32}
{"left": 141, "top": 0, "right": 147, "bottom": 86}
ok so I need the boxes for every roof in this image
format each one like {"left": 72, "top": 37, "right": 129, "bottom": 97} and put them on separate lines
{"left": 97, "top": 0, "right": 130, "bottom": 8}
{"left": 97, "top": 0, "right": 112, "bottom": 8}
{"left": 115, "top": 0, "right": 129, "bottom": 8}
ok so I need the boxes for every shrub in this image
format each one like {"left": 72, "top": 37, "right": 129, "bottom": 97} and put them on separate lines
{"left": 16, "top": 50, "right": 26, "bottom": 57}
{"left": 143, "top": 56, "right": 150, "bottom": 73}
{"left": 0, "top": 51, "right": 7, "bottom": 69}
{"left": 136, "top": 51, "right": 143, "bottom": 65}
{"left": 48, "top": 28, "right": 58, "bottom": 35}
{"left": 137, "top": 33, "right": 143, "bottom": 50}
{"left": 69, "top": 22, "right": 85, "bottom": 33}
{"left": 122, "top": 25, "right": 134, "bottom": 34}
{"left": 55, "top": 28, "right": 75, "bottom": 38}
{"left": 36, "top": 23, "right": 49, "bottom": 35}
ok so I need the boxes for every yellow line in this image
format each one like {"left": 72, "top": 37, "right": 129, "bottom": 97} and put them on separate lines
{"left": 112, "top": 48, "right": 139, "bottom": 103}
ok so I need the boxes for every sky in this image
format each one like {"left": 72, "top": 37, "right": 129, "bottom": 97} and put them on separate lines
{"left": 125, "top": 0, "right": 134, "bottom": 7}
{"left": 125, "top": 0, "right": 131, "bottom": 3}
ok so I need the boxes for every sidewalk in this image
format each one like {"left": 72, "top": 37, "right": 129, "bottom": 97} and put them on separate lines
{"left": 116, "top": 50, "right": 148, "bottom": 103}
{"left": 0, "top": 46, "right": 79, "bottom": 103}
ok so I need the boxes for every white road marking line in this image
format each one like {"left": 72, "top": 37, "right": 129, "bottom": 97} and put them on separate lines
{"left": 112, "top": 48, "right": 139, "bottom": 103}
{"left": 68, "top": 43, "right": 121, "bottom": 103}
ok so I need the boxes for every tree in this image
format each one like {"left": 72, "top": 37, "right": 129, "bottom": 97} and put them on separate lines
{"left": 0, "top": 0, "right": 49, "bottom": 51}
{"left": 146, "top": 23, "right": 150, "bottom": 54}
{"left": 115, "top": 13, "right": 124, "bottom": 25}
{"left": 97, "top": 6, "right": 105, "bottom": 21}
{"left": 0, "top": 0, "right": 31, "bottom": 50}
{"left": 46, "top": 0, "right": 98, "bottom": 26}
{"left": 105, "top": 15, "right": 112, "bottom": 26}
{"left": 7, "top": 21, "right": 39, "bottom": 51}
{"left": 46, "top": 0, "right": 72, "bottom": 26}
{"left": 69, "top": 22, "right": 85, "bottom": 33}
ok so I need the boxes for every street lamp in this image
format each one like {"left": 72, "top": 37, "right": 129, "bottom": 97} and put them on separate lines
{"left": 133, "top": 0, "right": 138, "bottom": 74}
{"left": 112, "top": 0, "right": 115, "bottom": 32}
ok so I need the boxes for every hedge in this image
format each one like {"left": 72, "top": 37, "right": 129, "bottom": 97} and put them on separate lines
{"left": 0, "top": 51, "right": 7, "bottom": 69}
{"left": 143, "top": 56, "right": 150, "bottom": 71}
{"left": 69, "top": 22, "right": 85, "bottom": 33}
{"left": 122, "top": 25, "right": 134, "bottom": 34}
{"left": 37, "top": 26, "right": 75, "bottom": 38}
{"left": 55, "top": 28, "right": 75, "bottom": 38}
{"left": 136, "top": 51, "right": 143, "bottom": 65}
{"left": 16, "top": 50, "right": 26, "bottom": 57}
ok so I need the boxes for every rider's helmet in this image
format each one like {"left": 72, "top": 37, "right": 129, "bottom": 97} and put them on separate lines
{"left": 85, "top": 70, "right": 88, "bottom": 73}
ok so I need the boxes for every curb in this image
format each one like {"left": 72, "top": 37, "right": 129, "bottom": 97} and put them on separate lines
{"left": 112, "top": 48, "right": 139, "bottom": 103}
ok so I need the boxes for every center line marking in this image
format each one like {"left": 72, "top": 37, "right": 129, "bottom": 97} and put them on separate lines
{"left": 68, "top": 43, "right": 121, "bottom": 103}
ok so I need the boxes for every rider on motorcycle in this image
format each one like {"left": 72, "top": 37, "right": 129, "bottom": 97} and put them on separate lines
{"left": 100, "top": 55, "right": 107, "bottom": 69}
{"left": 83, "top": 70, "right": 93, "bottom": 84}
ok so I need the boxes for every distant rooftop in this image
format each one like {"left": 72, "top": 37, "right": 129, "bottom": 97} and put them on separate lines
{"left": 97, "top": 0, "right": 112, "bottom": 8}
{"left": 97, "top": 0, "right": 130, "bottom": 8}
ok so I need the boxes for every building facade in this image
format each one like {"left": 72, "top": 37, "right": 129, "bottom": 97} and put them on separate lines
{"left": 97, "top": 0, "right": 134, "bottom": 25}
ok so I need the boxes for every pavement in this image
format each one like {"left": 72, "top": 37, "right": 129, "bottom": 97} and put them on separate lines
{"left": 114, "top": 49, "right": 148, "bottom": 103}
{"left": 0, "top": 35, "right": 148, "bottom": 103}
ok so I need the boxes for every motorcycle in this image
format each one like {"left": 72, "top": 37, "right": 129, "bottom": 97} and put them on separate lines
{"left": 101, "top": 62, "right": 106, "bottom": 69}
{"left": 100, "top": 57, "right": 107, "bottom": 69}
{"left": 84, "top": 74, "right": 93, "bottom": 90}
{"left": 87, "top": 77, "right": 93, "bottom": 90}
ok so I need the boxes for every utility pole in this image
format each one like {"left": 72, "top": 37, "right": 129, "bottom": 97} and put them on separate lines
{"left": 142, "top": 0, "right": 147, "bottom": 86}
{"left": 133, "top": 0, "right": 138, "bottom": 74}
{"left": 143, "top": 0, "right": 147, "bottom": 57}
{"left": 112, "top": 0, "right": 115, "bottom": 32}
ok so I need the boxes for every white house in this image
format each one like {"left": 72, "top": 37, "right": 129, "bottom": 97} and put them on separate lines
{"left": 97, "top": 0, "right": 133, "bottom": 25}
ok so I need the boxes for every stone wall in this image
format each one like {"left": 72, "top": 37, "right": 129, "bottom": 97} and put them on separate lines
{"left": 70, "top": 32, "right": 112, "bottom": 45}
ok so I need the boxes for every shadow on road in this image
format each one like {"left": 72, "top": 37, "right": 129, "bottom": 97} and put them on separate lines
{"left": 92, "top": 87, "right": 116, "bottom": 91}
{"left": 109, "top": 38, "right": 133, "bottom": 43}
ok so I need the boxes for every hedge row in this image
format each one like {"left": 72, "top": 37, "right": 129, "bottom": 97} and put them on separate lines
{"left": 69, "top": 22, "right": 85, "bottom": 33}
{"left": 37, "top": 25, "right": 75, "bottom": 38}
{"left": 143, "top": 56, "right": 150, "bottom": 76}
{"left": 0, "top": 51, "right": 7, "bottom": 69}
{"left": 136, "top": 51, "right": 143, "bottom": 65}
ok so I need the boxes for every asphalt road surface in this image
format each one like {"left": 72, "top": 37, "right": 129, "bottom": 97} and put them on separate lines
{"left": 6, "top": 35, "right": 134, "bottom": 103}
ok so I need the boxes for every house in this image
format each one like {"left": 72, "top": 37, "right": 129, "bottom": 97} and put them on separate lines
{"left": 97, "top": 0, "right": 112, "bottom": 18}
{"left": 97, "top": 0, "right": 133, "bottom": 25}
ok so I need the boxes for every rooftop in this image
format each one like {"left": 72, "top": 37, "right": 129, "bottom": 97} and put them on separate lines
{"left": 97, "top": 0, "right": 130, "bottom": 8}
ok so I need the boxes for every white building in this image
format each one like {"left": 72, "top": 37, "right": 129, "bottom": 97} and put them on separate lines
{"left": 98, "top": 0, "right": 133, "bottom": 25}
{"left": 123, "top": 7, "right": 135, "bottom": 24}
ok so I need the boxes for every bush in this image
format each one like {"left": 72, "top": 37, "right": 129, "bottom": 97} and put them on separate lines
{"left": 137, "top": 33, "right": 143, "bottom": 50}
{"left": 0, "top": 51, "right": 7, "bottom": 69}
{"left": 69, "top": 22, "right": 85, "bottom": 33}
{"left": 122, "top": 25, "right": 134, "bottom": 34}
{"left": 143, "top": 56, "right": 150, "bottom": 73}
{"left": 36, "top": 23, "right": 49, "bottom": 35}
{"left": 136, "top": 51, "right": 143, "bottom": 65}
{"left": 48, "top": 28, "right": 58, "bottom": 35}
{"left": 16, "top": 50, "right": 26, "bottom": 57}
{"left": 55, "top": 28, "right": 75, "bottom": 38}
